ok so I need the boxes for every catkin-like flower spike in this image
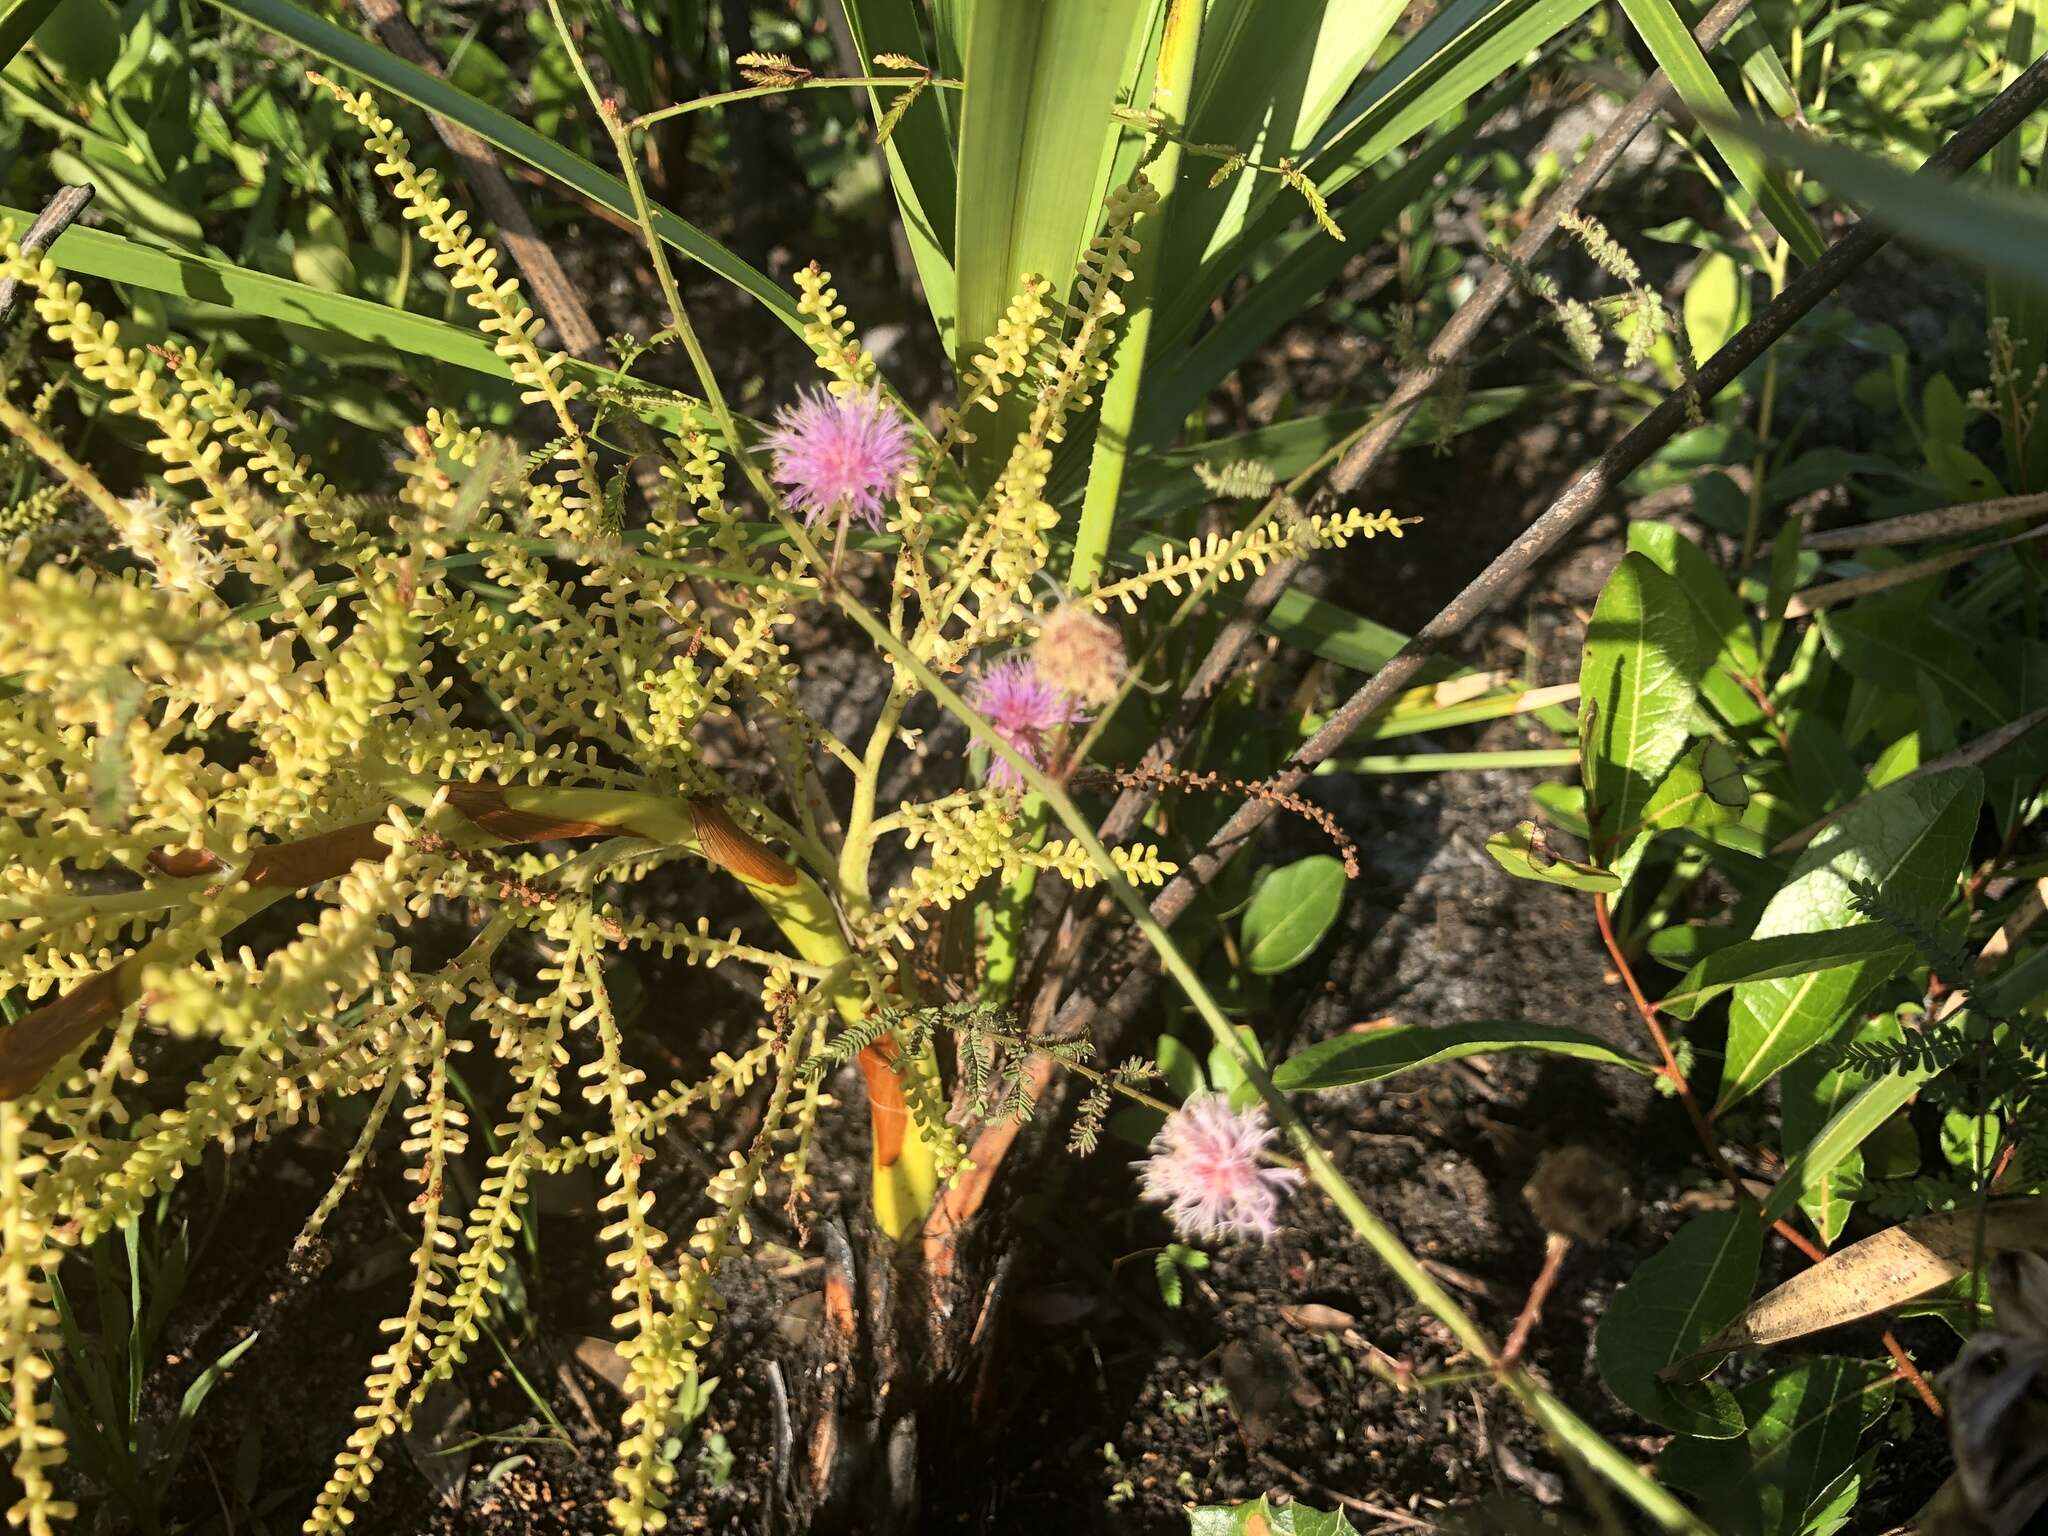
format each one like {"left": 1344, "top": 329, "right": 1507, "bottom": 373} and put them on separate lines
{"left": 0, "top": 1104, "right": 75, "bottom": 1536}
{"left": 1079, "top": 507, "right": 1407, "bottom": 617}
{"left": 304, "top": 1020, "right": 469, "bottom": 1533}
{"left": 313, "top": 77, "right": 607, "bottom": 534}
{"left": 793, "top": 263, "right": 875, "bottom": 392}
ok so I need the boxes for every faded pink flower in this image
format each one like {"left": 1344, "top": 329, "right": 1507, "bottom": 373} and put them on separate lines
{"left": 764, "top": 385, "right": 915, "bottom": 530}
{"left": 1136, "top": 1093, "right": 1300, "bottom": 1243}
{"left": 965, "top": 655, "right": 1088, "bottom": 789}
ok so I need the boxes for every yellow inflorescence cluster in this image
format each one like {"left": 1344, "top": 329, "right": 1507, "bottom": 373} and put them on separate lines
{"left": 0, "top": 63, "right": 1412, "bottom": 1532}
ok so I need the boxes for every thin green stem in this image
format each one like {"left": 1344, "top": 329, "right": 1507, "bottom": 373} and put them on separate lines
{"left": 630, "top": 74, "right": 961, "bottom": 131}
{"left": 834, "top": 596, "right": 1707, "bottom": 1534}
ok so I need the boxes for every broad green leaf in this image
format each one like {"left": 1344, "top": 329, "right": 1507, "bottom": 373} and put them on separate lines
{"left": 952, "top": 0, "right": 1146, "bottom": 464}
{"left": 1629, "top": 511, "right": 1757, "bottom": 676}
{"left": 1485, "top": 821, "right": 1622, "bottom": 893}
{"left": 1240, "top": 855, "right": 1345, "bottom": 974}
{"left": 1595, "top": 1207, "right": 1762, "bottom": 1439}
{"left": 1659, "top": 926, "right": 1911, "bottom": 1021}
{"left": 1273, "top": 1021, "right": 1656, "bottom": 1092}
{"left": 1710, "top": 1202, "right": 2048, "bottom": 1354}
{"left": 1820, "top": 603, "right": 2011, "bottom": 729}
{"left": 1610, "top": 742, "right": 1749, "bottom": 889}
{"left": 1580, "top": 553, "right": 1710, "bottom": 856}
{"left": 1717, "top": 769, "right": 1982, "bottom": 1112}
{"left": 209, "top": 0, "right": 803, "bottom": 337}
{"left": 1683, "top": 250, "right": 1751, "bottom": 370}
{"left": 1772, "top": 1014, "right": 1918, "bottom": 1242}
{"left": 1189, "top": 1494, "right": 1359, "bottom": 1536}
{"left": 841, "top": 0, "right": 958, "bottom": 349}
{"left": 1658, "top": 1359, "right": 1893, "bottom": 1536}
{"left": 1614, "top": 0, "right": 1825, "bottom": 266}
{"left": 1718, "top": 112, "right": 2048, "bottom": 296}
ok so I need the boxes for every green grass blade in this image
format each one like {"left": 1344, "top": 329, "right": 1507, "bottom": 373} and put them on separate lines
{"left": 1717, "top": 113, "right": 2048, "bottom": 293}
{"left": 0, "top": 0, "right": 65, "bottom": 69}
{"left": 1071, "top": 0, "right": 1205, "bottom": 589}
{"left": 207, "top": 0, "right": 803, "bottom": 338}
{"left": 1614, "top": 0, "right": 1827, "bottom": 265}
{"left": 1161, "top": 0, "right": 1599, "bottom": 348}
{"left": 952, "top": 0, "right": 1147, "bottom": 463}
{"left": 840, "top": 0, "right": 959, "bottom": 351}
{"left": 1162, "top": 0, "right": 1407, "bottom": 279}
{"left": 1139, "top": 101, "right": 1492, "bottom": 439}
{"left": 0, "top": 203, "right": 698, "bottom": 426}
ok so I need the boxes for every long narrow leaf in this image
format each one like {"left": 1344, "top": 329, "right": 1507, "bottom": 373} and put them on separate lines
{"left": 0, "top": 204, "right": 699, "bottom": 427}
{"left": 0, "top": 0, "right": 65, "bottom": 70}
{"left": 952, "top": 0, "right": 1147, "bottom": 463}
{"left": 840, "top": 0, "right": 958, "bottom": 349}
{"left": 207, "top": 0, "right": 803, "bottom": 336}
{"left": 1717, "top": 111, "right": 2048, "bottom": 293}
{"left": 1615, "top": 0, "right": 1827, "bottom": 265}
{"left": 1166, "top": 0, "right": 1407, "bottom": 273}
{"left": 1160, "top": 0, "right": 1600, "bottom": 351}
{"left": 1139, "top": 100, "right": 1492, "bottom": 441}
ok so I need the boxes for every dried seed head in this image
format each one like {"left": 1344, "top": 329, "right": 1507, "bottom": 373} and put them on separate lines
{"left": 1032, "top": 604, "right": 1125, "bottom": 707}
{"left": 1522, "top": 1145, "right": 1633, "bottom": 1246}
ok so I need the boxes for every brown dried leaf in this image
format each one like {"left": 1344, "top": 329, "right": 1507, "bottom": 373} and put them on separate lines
{"left": 1278, "top": 1302, "right": 1356, "bottom": 1331}
{"left": 1701, "top": 1198, "right": 2048, "bottom": 1356}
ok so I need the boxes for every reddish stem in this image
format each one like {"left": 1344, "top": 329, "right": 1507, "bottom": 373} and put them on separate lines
{"left": 1500, "top": 1232, "right": 1572, "bottom": 1370}
{"left": 1592, "top": 895, "right": 1943, "bottom": 1418}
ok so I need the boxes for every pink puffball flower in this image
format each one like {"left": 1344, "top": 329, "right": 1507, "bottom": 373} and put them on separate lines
{"left": 965, "top": 655, "right": 1089, "bottom": 789}
{"left": 1136, "top": 1093, "right": 1301, "bottom": 1243}
{"left": 764, "top": 385, "right": 916, "bottom": 531}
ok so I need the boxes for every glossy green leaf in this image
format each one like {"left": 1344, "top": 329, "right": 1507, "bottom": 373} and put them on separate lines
{"left": 1658, "top": 926, "right": 1910, "bottom": 1021}
{"left": 1485, "top": 821, "right": 1622, "bottom": 893}
{"left": 1614, "top": 0, "right": 1826, "bottom": 266}
{"left": 1610, "top": 742, "right": 1749, "bottom": 888}
{"left": 1658, "top": 1359, "right": 1893, "bottom": 1536}
{"left": 1717, "top": 769, "right": 1983, "bottom": 1112}
{"left": 1771, "top": 1015, "right": 1923, "bottom": 1240}
{"left": 1189, "top": 1494, "right": 1359, "bottom": 1536}
{"left": 1596, "top": 1206, "right": 1762, "bottom": 1439}
{"left": 1273, "top": 1021, "right": 1656, "bottom": 1092}
{"left": 1581, "top": 553, "right": 1710, "bottom": 856}
{"left": 208, "top": 0, "right": 803, "bottom": 336}
{"left": 1240, "top": 855, "right": 1346, "bottom": 975}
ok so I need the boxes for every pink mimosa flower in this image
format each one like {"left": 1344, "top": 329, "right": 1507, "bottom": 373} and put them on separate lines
{"left": 1136, "top": 1093, "right": 1301, "bottom": 1242}
{"left": 965, "top": 656, "right": 1089, "bottom": 789}
{"left": 764, "top": 385, "right": 915, "bottom": 530}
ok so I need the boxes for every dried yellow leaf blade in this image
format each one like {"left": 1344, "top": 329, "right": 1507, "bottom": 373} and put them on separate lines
{"left": 1706, "top": 1199, "right": 2048, "bottom": 1354}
